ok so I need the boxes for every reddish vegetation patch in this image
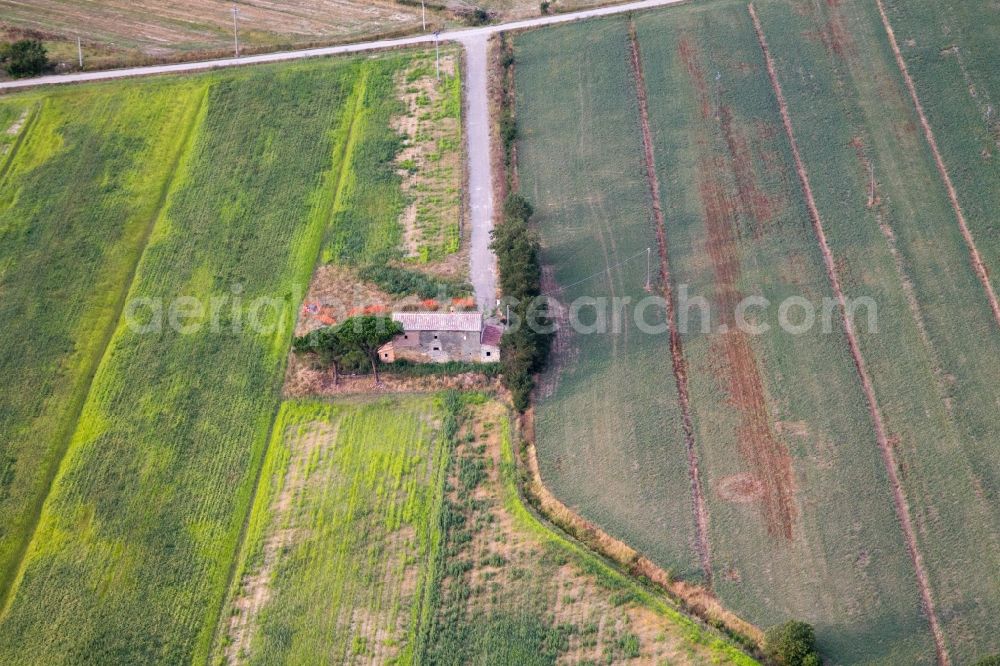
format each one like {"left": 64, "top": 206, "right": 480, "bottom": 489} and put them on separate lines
{"left": 719, "top": 104, "right": 775, "bottom": 235}
{"left": 677, "top": 36, "right": 712, "bottom": 120}
{"left": 628, "top": 22, "right": 713, "bottom": 586}
{"left": 698, "top": 161, "right": 797, "bottom": 541}
{"left": 716, "top": 473, "right": 764, "bottom": 504}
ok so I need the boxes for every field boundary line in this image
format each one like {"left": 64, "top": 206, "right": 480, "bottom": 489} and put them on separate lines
{"left": 0, "top": 102, "right": 41, "bottom": 186}
{"left": 871, "top": 0, "right": 1000, "bottom": 328}
{"left": 204, "top": 72, "right": 370, "bottom": 663}
{"left": 747, "top": 5, "right": 950, "bottom": 663}
{"left": 626, "top": 19, "right": 713, "bottom": 587}
{"left": 0, "top": 86, "right": 210, "bottom": 619}
{"left": 518, "top": 410, "right": 764, "bottom": 654}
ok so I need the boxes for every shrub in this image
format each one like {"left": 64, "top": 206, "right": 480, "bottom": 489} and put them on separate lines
{"left": 357, "top": 264, "right": 471, "bottom": 300}
{"left": 764, "top": 621, "right": 822, "bottom": 666}
{"left": 973, "top": 657, "right": 1000, "bottom": 666}
{"left": 464, "top": 8, "right": 491, "bottom": 25}
{"left": 540, "top": 1, "right": 551, "bottom": 14}
{"left": 0, "top": 39, "right": 51, "bottom": 78}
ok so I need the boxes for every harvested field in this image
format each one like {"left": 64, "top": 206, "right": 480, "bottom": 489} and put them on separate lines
{"left": 0, "top": 0, "right": 627, "bottom": 71}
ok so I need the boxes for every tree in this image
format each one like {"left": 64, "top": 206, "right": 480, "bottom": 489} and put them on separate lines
{"left": 336, "top": 316, "right": 403, "bottom": 385}
{"left": 292, "top": 324, "right": 351, "bottom": 385}
{"left": 764, "top": 621, "right": 821, "bottom": 666}
{"left": 0, "top": 40, "right": 51, "bottom": 79}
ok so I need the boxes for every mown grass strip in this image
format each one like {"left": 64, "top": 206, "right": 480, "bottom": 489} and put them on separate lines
{"left": 0, "top": 102, "right": 40, "bottom": 185}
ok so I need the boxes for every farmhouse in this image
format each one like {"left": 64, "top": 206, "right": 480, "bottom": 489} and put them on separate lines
{"left": 379, "top": 312, "right": 502, "bottom": 363}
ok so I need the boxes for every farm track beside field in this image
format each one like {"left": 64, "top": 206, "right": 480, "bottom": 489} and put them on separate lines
{"left": 627, "top": 20, "right": 713, "bottom": 587}
{"left": 748, "top": 4, "right": 950, "bottom": 663}
{"left": 872, "top": 0, "right": 1000, "bottom": 330}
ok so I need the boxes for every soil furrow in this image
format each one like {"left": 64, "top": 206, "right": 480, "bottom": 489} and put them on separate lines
{"left": 627, "top": 20, "right": 713, "bottom": 587}
{"left": 748, "top": 4, "right": 950, "bottom": 662}
{"left": 872, "top": 0, "right": 1000, "bottom": 329}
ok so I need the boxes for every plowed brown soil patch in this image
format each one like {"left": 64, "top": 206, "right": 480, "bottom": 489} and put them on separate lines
{"left": 628, "top": 20, "right": 713, "bottom": 586}
{"left": 749, "top": 4, "right": 950, "bottom": 662}
{"left": 677, "top": 36, "right": 711, "bottom": 120}
{"left": 719, "top": 104, "right": 774, "bottom": 236}
{"left": 698, "top": 161, "right": 796, "bottom": 540}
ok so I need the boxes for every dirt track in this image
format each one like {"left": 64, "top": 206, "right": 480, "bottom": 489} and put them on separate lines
{"left": 627, "top": 21, "right": 713, "bottom": 587}
{"left": 871, "top": 0, "right": 1000, "bottom": 330}
{"left": 748, "top": 4, "right": 950, "bottom": 663}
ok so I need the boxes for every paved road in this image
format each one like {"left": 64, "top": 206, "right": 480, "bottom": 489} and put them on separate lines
{"left": 0, "top": 0, "right": 689, "bottom": 92}
{"left": 0, "top": 0, "right": 690, "bottom": 312}
{"left": 461, "top": 33, "right": 498, "bottom": 313}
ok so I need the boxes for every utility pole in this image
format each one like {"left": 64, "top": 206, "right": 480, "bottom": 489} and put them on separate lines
{"left": 232, "top": 5, "right": 240, "bottom": 58}
{"left": 434, "top": 31, "right": 441, "bottom": 81}
{"left": 421, "top": 0, "right": 427, "bottom": 31}
{"left": 77, "top": 36, "right": 83, "bottom": 69}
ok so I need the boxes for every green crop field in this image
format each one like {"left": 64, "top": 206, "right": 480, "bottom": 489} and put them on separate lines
{"left": 755, "top": 0, "right": 1000, "bottom": 661}
{"left": 881, "top": 0, "right": 1000, "bottom": 299}
{"left": 0, "top": 82, "right": 204, "bottom": 603}
{"left": 515, "top": 16, "right": 701, "bottom": 584}
{"left": 0, "top": 50, "right": 457, "bottom": 664}
{"left": 516, "top": 1, "right": 1000, "bottom": 663}
{"left": 214, "top": 396, "right": 452, "bottom": 664}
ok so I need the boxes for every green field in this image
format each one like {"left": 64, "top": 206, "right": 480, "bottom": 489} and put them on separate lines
{"left": 0, "top": 52, "right": 449, "bottom": 664}
{"left": 515, "top": 16, "right": 701, "bottom": 583}
{"left": 423, "top": 398, "right": 756, "bottom": 665}
{"left": 517, "top": 2, "right": 1000, "bottom": 662}
{"left": 0, "top": 82, "right": 204, "bottom": 602}
{"left": 214, "top": 396, "right": 452, "bottom": 664}
{"left": 882, "top": 0, "right": 1000, "bottom": 298}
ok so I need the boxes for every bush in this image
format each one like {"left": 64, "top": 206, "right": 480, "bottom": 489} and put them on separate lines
{"left": 0, "top": 39, "right": 51, "bottom": 79}
{"left": 540, "top": 1, "right": 551, "bottom": 14}
{"left": 357, "top": 264, "right": 472, "bottom": 300}
{"left": 973, "top": 657, "right": 1000, "bottom": 666}
{"left": 764, "top": 621, "right": 822, "bottom": 666}
{"left": 464, "top": 8, "right": 491, "bottom": 25}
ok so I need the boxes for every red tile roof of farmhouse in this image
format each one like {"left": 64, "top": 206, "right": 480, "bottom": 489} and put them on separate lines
{"left": 392, "top": 312, "right": 483, "bottom": 332}
{"left": 481, "top": 324, "right": 503, "bottom": 346}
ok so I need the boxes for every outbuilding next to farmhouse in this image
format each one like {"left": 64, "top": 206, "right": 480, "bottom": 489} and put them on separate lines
{"left": 379, "top": 312, "right": 502, "bottom": 363}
